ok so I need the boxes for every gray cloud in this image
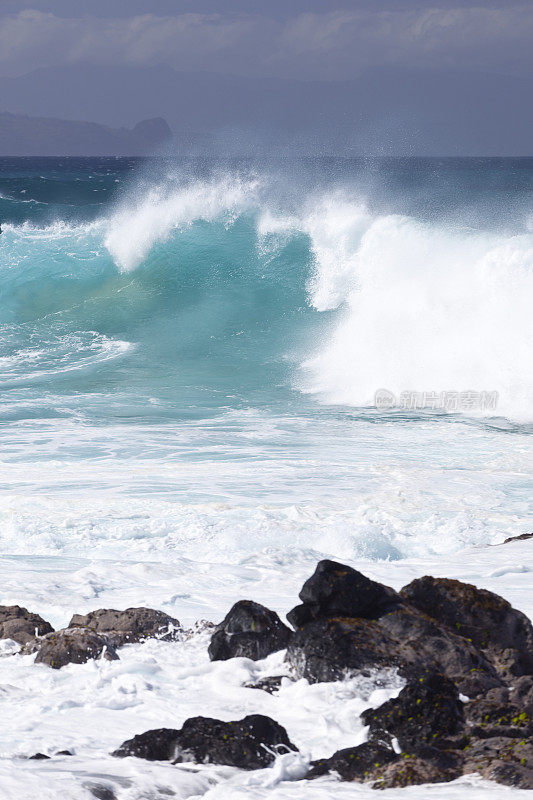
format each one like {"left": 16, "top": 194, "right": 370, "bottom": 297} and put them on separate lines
{"left": 0, "top": 6, "right": 531, "bottom": 79}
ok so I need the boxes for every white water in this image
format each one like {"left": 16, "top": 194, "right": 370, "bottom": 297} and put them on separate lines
{"left": 0, "top": 540, "right": 532, "bottom": 800}
{"left": 1, "top": 168, "right": 532, "bottom": 799}
{"left": 299, "top": 195, "right": 533, "bottom": 421}
{"left": 4, "top": 177, "right": 533, "bottom": 423}
{"left": 104, "top": 175, "right": 259, "bottom": 273}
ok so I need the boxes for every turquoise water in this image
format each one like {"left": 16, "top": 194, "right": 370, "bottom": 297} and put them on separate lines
{"left": 0, "top": 157, "right": 531, "bottom": 561}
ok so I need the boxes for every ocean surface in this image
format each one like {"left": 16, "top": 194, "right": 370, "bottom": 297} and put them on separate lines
{"left": 0, "top": 156, "right": 532, "bottom": 799}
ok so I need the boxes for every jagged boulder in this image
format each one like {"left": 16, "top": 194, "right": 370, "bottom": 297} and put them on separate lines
{"left": 372, "top": 753, "right": 464, "bottom": 789}
{"left": 464, "top": 691, "right": 532, "bottom": 739}
{"left": 285, "top": 563, "right": 530, "bottom": 697}
{"left": 308, "top": 742, "right": 398, "bottom": 780}
{"left": 361, "top": 672, "right": 465, "bottom": 751}
{"left": 376, "top": 605, "right": 499, "bottom": 696}
{"left": 68, "top": 607, "right": 181, "bottom": 647}
{"left": 111, "top": 728, "right": 180, "bottom": 761}
{"left": 463, "top": 737, "right": 533, "bottom": 789}
{"left": 32, "top": 627, "right": 119, "bottom": 669}
{"left": 113, "top": 714, "right": 297, "bottom": 769}
{"left": 209, "top": 601, "right": 292, "bottom": 661}
{"left": 286, "top": 607, "right": 498, "bottom": 693}
{"left": 286, "top": 616, "right": 401, "bottom": 682}
{"left": 287, "top": 560, "right": 401, "bottom": 629}
{"left": 0, "top": 605, "right": 53, "bottom": 645}
{"left": 400, "top": 576, "right": 533, "bottom": 679}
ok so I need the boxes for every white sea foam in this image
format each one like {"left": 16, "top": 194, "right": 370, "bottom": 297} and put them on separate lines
{"left": 0, "top": 330, "right": 131, "bottom": 384}
{"left": 0, "top": 407, "right": 529, "bottom": 563}
{"left": 1, "top": 170, "right": 531, "bottom": 798}
{"left": 295, "top": 194, "right": 533, "bottom": 421}
{"left": 0, "top": 539, "right": 531, "bottom": 799}
{"left": 104, "top": 174, "right": 259, "bottom": 272}
{"left": 2, "top": 176, "right": 532, "bottom": 423}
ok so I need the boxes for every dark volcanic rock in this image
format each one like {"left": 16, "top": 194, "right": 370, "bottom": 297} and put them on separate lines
{"left": 503, "top": 532, "right": 533, "bottom": 544}
{"left": 33, "top": 627, "right": 119, "bottom": 669}
{"left": 362, "top": 673, "right": 465, "bottom": 751}
{"left": 400, "top": 576, "right": 533, "bottom": 679}
{"left": 286, "top": 607, "right": 497, "bottom": 693}
{"left": 87, "top": 786, "right": 117, "bottom": 800}
{"left": 113, "top": 714, "right": 297, "bottom": 769}
{"left": 244, "top": 676, "right": 286, "bottom": 694}
{"left": 0, "top": 606, "right": 53, "bottom": 645}
{"left": 172, "top": 714, "right": 296, "bottom": 768}
{"left": 287, "top": 560, "right": 401, "bottom": 629}
{"left": 285, "top": 563, "right": 502, "bottom": 695}
{"left": 68, "top": 607, "right": 181, "bottom": 647}
{"left": 208, "top": 601, "right": 292, "bottom": 662}
{"left": 463, "top": 737, "right": 533, "bottom": 789}
{"left": 510, "top": 674, "right": 533, "bottom": 713}
{"left": 307, "top": 672, "right": 466, "bottom": 787}
{"left": 465, "top": 694, "right": 532, "bottom": 739}
{"left": 29, "top": 753, "right": 50, "bottom": 760}
{"left": 112, "top": 728, "right": 180, "bottom": 761}
{"left": 286, "top": 617, "right": 401, "bottom": 682}
{"left": 377, "top": 605, "right": 499, "bottom": 696}
{"left": 308, "top": 742, "right": 398, "bottom": 780}
{"left": 372, "top": 754, "right": 463, "bottom": 789}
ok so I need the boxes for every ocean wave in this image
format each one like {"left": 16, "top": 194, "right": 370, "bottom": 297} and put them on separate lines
{"left": 296, "top": 194, "right": 533, "bottom": 421}
{"left": 104, "top": 173, "right": 260, "bottom": 272}
{"left": 0, "top": 328, "right": 132, "bottom": 386}
{"left": 1, "top": 171, "right": 531, "bottom": 421}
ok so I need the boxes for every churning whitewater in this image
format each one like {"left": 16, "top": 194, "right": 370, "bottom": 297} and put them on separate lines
{"left": 0, "top": 157, "right": 531, "bottom": 799}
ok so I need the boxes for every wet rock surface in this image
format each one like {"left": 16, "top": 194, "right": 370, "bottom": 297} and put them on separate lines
{"left": 361, "top": 672, "right": 464, "bottom": 751}
{"left": 209, "top": 600, "right": 292, "bottom": 662}
{"left": 114, "top": 714, "right": 297, "bottom": 769}
{"left": 503, "top": 532, "right": 533, "bottom": 544}
{"left": 9, "top": 558, "right": 533, "bottom": 792}
{"left": 112, "top": 728, "right": 181, "bottom": 761}
{"left": 68, "top": 607, "right": 182, "bottom": 647}
{"left": 463, "top": 737, "right": 533, "bottom": 789}
{"left": 0, "top": 605, "right": 53, "bottom": 645}
{"left": 400, "top": 575, "right": 533, "bottom": 679}
{"left": 286, "top": 562, "right": 528, "bottom": 697}
{"left": 464, "top": 694, "right": 532, "bottom": 739}
{"left": 308, "top": 742, "right": 398, "bottom": 781}
{"left": 32, "top": 627, "right": 119, "bottom": 669}
{"left": 87, "top": 786, "right": 117, "bottom": 800}
{"left": 283, "top": 560, "right": 533, "bottom": 789}
{"left": 244, "top": 676, "right": 286, "bottom": 694}
{"left": 286, "top": 600, "right": 498, "bottom": 694}
{"left": 286, "top": 616, "right": 401, "bottom": 682}
{"left": 287, "top": 560, "right": 401, "bottom": 629}
{"left": 372, "top": 753, "right": 464, "bottom": 789}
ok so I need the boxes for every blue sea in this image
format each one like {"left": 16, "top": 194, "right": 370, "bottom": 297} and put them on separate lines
{"left": 0, "top": 156, "right": 531, "bottom": 562}
{"left": 0, "top": 156, "right": 532, "bottom": 799}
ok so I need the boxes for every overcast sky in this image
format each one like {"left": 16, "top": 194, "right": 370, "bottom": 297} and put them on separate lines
{"left": 0, "top": 1, "right": 531, "bottom": 80}
{"left": 0, "top": 2, "right": 531, "bottom": 154}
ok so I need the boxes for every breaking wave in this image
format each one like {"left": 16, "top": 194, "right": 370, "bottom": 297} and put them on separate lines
{"left": 1, "top": 168, "right": 531, "bottom": 421}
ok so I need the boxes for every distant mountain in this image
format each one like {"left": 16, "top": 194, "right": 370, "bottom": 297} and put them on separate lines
{"left": 0, "top": 111, "right": 172, "bottom": 156}
{"left": 0, "top": 64, "right": 531, "bottom": 155}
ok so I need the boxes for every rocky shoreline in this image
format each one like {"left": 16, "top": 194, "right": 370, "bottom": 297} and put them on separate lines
{"left": 2, "top": 559, "right": 532, "bottom": 792}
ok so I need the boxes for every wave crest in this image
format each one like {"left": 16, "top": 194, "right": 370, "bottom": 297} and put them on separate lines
{"left": 104, "top": 174, "right": 259, "bottom": 272}
{"left": 299, "top": 195, "right": 533, "bottom": 420}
